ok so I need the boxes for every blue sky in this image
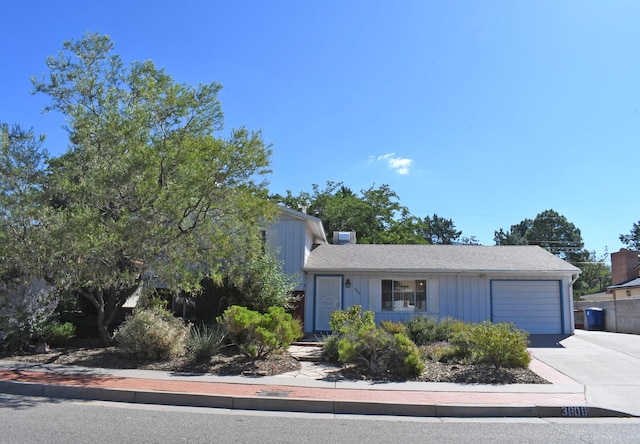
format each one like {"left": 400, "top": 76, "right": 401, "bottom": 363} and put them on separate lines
{"left": 2, "top": 1, "right": 638, "bottom": 259}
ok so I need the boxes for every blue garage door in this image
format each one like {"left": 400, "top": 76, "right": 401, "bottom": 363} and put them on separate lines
{"left": 491, "top": 280, "right": 562, "bottom": 334}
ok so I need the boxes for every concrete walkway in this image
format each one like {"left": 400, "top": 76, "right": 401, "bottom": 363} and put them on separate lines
{"left": 0, "top": 330, "right": 638, "bottom": 418}
{"left": 529, "top": 329, "right": 640, "bottom": 417}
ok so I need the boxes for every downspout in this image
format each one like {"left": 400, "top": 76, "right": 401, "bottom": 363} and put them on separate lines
{"left": 570, "top": 273, "right": 580, "bottom": 299}
{"left": 571, "top": 274, "right": 580, "bottom": 287}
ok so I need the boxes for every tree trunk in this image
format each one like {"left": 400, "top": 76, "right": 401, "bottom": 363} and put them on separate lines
{"left": 80, "top": 284, "right": 140, "bottom": 347}
{"left": 95, "top": 303, "right": 111, "bottom": 346}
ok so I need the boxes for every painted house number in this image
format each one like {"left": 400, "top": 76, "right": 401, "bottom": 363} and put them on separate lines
{"left": 561, "top": 406, "right": 589, "bottom": 417}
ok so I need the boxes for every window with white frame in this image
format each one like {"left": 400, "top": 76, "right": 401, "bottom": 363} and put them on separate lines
{"left": 381, "top": 279, "right": 427, "bottom": 312}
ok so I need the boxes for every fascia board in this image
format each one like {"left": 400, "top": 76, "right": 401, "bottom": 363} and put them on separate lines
{"left": 303, "top": 267, "right": 578, "bottom": 276}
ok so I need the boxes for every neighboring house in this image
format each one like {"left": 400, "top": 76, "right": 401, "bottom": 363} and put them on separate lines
{"left": 580, "top": 249, "right": 640, "bottom": 302}
{"left": 607, "top": 278, "right": 640, "bottom": 300}
{"left": 268, "top": 207, "right": 581, "bottom": 335}
{"left": 575, "top": 249, "right": 640, "bottom": 334}
{"left": 607, "top": 249, "right": 640, "bottom": 300}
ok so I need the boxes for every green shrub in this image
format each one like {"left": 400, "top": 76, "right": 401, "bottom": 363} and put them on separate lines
{"left": 336, "top": 321, "right": 388, "bottom": 374}
{"left": 186, "top": 323, "right": 227, "bottom": 364}
{"left": 406, "top": 316, "right": 461, "bottom": 346}
{"left": 320, "top": 333, "right": 340, "bottom": 363}
{"left": 42, "top": 322, "right": 76, "bottom": 346}
{"left": 329, "top": 306, "right": 424, "bottom": 378}
{"left": 422, "top": 341, "right": 459, "bottom": 363}
{"left": 336, "top": 326, "right": 424, "bottom": 378}
{"left": 446, "top": 321, "right": 474, "bottom": 361}
{"left": 59, "top": 309, "right": 96, "bottom": 339}
{"left": 114, "top": 307, "right": 190, "bottom": 360}
{"left": 146, "top": 295, "right": 171, "bottom": 311}
{"left": 218, "top": 305, "right": 302, "bottom": 361}
{"left": 433, "top": 317, "right": 461, "bottom": 342}
{"left": 329, "top": 305, "right": 374, "bottom": 333}
{"left": 390, "top": 333, "right": 426, "bottom": 378}
{"left": 227, "top": 251, "right": 300, "bottom": 312}
{"left": 379, "top": 320, "right": 409, "bottom": 336}
{"left": 405, "top": 316, "right": 438, "bottom": 346}
{"left": 450, "top": 321, "right": 530, "bottom": 368}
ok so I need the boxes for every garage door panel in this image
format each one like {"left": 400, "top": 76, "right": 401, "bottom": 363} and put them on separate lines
{"left": 493, "top": 300, "right": 557, "bottom": 312}
{"left": 493, "top": 300, "right": 549, "bottom": 310}
{"left": 492, "top": 280, "right": 562, "bottom": 334}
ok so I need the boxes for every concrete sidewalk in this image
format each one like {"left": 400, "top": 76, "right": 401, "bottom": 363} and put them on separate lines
{"left": 0, "top": 330, "right": 637, "bottom": 418}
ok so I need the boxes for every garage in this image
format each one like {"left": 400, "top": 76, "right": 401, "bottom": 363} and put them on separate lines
{"left": 491, "top": 280, "right": 563, "bottom": 334}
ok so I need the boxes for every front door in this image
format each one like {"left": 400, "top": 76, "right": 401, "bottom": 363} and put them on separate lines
{"left": 315, "top": 275, "right": 343, "bottom": 331}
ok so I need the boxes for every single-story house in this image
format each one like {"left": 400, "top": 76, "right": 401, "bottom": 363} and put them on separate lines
{"left": 606, "top": 278, "right": 640, "bottom": 300}
{"left": 267, "top": 207, "right": 581, "bottom": 335}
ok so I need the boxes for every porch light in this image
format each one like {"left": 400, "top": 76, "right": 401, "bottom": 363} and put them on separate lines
{"left": 345, "top": 278, "right": 351, "bottom": 288}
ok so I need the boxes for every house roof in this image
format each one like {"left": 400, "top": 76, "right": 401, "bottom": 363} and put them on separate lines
{"left": 608, "top": 277, "right": 640, "bottom": 290}
{"left": 303, "top": 244, "right": 581, "bottom": 274}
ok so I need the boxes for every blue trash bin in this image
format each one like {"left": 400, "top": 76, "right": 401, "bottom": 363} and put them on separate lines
{"left": 585, "top": 307, "right": 605, "bottom": 331}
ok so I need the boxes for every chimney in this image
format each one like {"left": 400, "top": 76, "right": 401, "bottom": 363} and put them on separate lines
{"left": 611, "top": 249, "right": 640, "bottom": 285}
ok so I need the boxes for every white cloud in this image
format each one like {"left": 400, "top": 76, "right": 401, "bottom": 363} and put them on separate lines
{"left": 376, "top": 153, "right": 413, "bottom": 175}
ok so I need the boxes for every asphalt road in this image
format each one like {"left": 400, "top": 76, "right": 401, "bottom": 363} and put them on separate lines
{"left": 2, "top": 394, "right": 640, "bottom": 444}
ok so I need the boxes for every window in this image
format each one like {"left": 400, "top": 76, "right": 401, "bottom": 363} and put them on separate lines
{"left": 382, "top": 279, "right": 427, "bottom": 312}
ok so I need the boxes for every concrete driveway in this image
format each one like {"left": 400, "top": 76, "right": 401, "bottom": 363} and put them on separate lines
{"left": 529, "top": 329, "right": 640, "bottom": 416}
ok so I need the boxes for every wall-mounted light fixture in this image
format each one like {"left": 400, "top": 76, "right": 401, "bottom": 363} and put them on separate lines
{"left": 626, "top": 289, "right": 631, "bottom": 297}
{"left": 345, "top": 278, "right": 351, "bottom": 288}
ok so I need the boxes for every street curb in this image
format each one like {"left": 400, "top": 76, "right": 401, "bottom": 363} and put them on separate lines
{"left": 0, "top": 380, "right": 632, "bottom": 418}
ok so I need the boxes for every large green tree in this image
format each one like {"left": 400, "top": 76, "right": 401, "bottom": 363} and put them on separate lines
{"left": 421, "top": 213, "right": 462, "bottom": 245}
{"left": 494, "top": 210, "right": 584, "bottom": 261}
{"left": 571, "top": 250, "right": 611, "bottom": 297}
{"left": 274, "top": 182, "right": 406, "bottom": 243}
{"left": 274, "top": 182, "right": 479, "bottom": 245}
{"left": 31, "top": 33, "right": 275, "bottom": 344}
{"left": 620, "top": 221, "right": 640, "bottom": 250}
{"left": 494, "top": 209, "right": 609, "bottom": 297}
{"left": 0, "top": 123, "right": 48, "bottom": 286}
{"left": 494, "top": 219, "right": 531, "bottom": 246}
{"left": 381, "top": 208, "right": 430, "bottom": 244}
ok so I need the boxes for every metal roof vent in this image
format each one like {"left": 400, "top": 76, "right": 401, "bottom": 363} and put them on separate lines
{"left": 333, "top": 231, "right": 357, "bottom": 245}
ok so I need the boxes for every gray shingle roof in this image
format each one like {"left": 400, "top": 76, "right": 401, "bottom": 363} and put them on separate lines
{"left": 608, "top": 277, "right": 640, "bottom": 289}
{"left": 303, "top": 244, "right": 581, "bottom": 274}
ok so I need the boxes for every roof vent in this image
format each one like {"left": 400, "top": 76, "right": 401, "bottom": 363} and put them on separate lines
{"left": 333, "top": 231, "right": 356, "bottom": 245}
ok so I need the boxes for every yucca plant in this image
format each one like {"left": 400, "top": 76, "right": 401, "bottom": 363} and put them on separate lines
{"left": 186, "top": 323, "right": 227, "bottom": 364}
